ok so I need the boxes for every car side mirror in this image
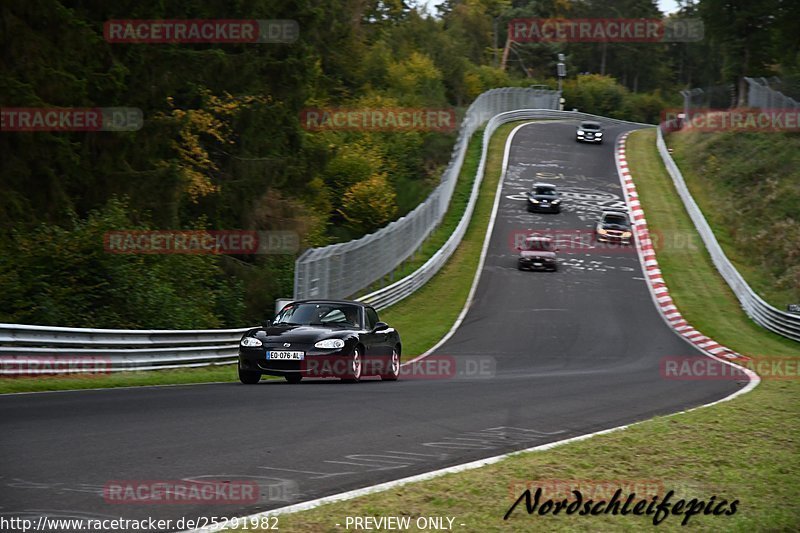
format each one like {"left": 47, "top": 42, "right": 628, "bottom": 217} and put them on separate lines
{"left": 373, "top": 321, "right": 389, "bottom": 332}
{"left": 261, "top": 319, "right": 272, "bottom": 328}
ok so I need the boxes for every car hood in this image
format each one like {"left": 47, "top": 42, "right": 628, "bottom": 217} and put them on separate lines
{"left": 601, "top": 223, "right": 630, "bottom": 231}
{"left": 520, "top": 250, "right": 556, "bottom": 259}
{"left": 247, "top": 325, "right": 353, "bottom": 344}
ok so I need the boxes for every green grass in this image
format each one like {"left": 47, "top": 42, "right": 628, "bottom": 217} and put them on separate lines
{"left": 230, "top": 127, "right": 800, "bottom": 532}
{"left": 0, "top": 364, "right": 278, "bottom": 395}
{"left": 631, "top": 131, "right": 799, "bottom": 356}
{"left": 667, "top": 130, "right": 800, "bottom": 309}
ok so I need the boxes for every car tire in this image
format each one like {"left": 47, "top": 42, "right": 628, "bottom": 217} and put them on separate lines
{"left": 285, "top": 374, "right": 302, "bottom": 384}
{"left": 380, "top": 348, "right": 400, "bottom": 381}
{"left": 238, "top": 368, "right": 261, "bottom": 384}
{"left": 341, "top": 346, "right": 362, "bottom": 383}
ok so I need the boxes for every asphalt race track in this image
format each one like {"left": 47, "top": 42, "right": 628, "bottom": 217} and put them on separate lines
{"left": 0, "top": 121, "right": 746, "bottom": 530}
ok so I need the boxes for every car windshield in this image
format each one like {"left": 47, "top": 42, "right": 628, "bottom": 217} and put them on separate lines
{"left": 581, "top": 122, "right": 601, "bottom": 130}
{"left": 604, "top": 214, "right": 628, "bottom": 225}
{"left": 523, "top": 239, "right": 554, "bottom": 251}
{"left": 533, "top": 186, "right": 556, "bottom": 196}
{"left": 274, "top": 303, "right": 361, "bottom": 327}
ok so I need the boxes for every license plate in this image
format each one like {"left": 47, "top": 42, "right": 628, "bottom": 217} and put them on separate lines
{"left": 267, "top": 350, "right": 305, "bottom": 360}
{"left": 534, "top": 262, "right": 543, "bottom": 267}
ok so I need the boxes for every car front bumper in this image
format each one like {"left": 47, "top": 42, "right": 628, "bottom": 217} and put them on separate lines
{"left": 527, "top": 200, "right": 560, "bottom": 212}
{"left": 238, "top": 348, "right": 392, "bottom": 377}
{"left": 518, "top": 258, "right": 557, "bottom": 271}
{"left": 595, "top": 233, "right": 631, "bottom": 244}
{"left": 577, "top": 135, "right": 602, "bottom": 143}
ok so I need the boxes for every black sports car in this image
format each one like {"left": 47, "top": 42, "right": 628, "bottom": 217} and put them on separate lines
{"left": 237, "top": 300, "right": 401, "bottom": 384}
{"left": 526, "top": 182, "right": 562, "bottom": 213}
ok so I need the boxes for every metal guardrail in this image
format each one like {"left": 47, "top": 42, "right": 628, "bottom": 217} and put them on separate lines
{"left": 293, "top": 87, "right": 561, "bottom": 301}
{"left": 656, "top": 128, "right": 800, "bottom": 342}
{"left": 0, "top": 109, "right": 651, "bottom": 374}
{"left": 0, "top": 324, "right": 248, "bottom": 374}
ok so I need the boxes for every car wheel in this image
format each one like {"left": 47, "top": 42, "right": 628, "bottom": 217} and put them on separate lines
{"left": 238, "top": 368, "right": 261, "bottom": 384}
{"left": 381, "top": 348, "right": 400, "bottom": 381}
{"left": 341, "top": 346, "right": 362, "bottom": 382}
{"left": 285, "top": 374, "right": 302, "bottom": 384}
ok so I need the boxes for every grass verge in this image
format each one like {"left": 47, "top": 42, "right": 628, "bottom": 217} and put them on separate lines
{"left": 0, "top": 364, "right": 261, "bottom": 395}
{"left": 233, "top": 127, "right": 799, "bottom": 532}
{"left": 666, "top": 130, "right": 799, "bottom": 309}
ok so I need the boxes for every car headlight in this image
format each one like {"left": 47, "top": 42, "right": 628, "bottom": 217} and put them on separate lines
{"left": 577, "top": 130, "right": 585, "bottom": 135}
{"left": 552, "top": 199, "right": 561, "bottom": 204}
{"left": 597, "top": 228, "right": 608, "bottom": 235}
{"left": 530, "top": 198, "right": 540, "bottom": 203}
{"left": 315, "top": 339, "right": 345, "bottom": 349}
{"left": 240, "top": 337, "right": 263, "bottom": 347}
{"left": 595, "top": 132, "right": 603, "bottom": 137}
{"left": 622, "top": 231, "right": 632, "bottom": 237}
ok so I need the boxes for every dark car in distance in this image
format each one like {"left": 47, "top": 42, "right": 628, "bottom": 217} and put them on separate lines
{"left": 238, "top": 300, "right": 401, "bottom": 384}
{"left": 576, "top": 121, "right": 604, "bottom": 144}
{"left": 517, "top": 236, "right": 559, "bottom": 271}
{"left": 595, "top": 209, "right": 633, "bottom": 244}
{"left": 526, "top": 182, "right": 562, "bottom": 213}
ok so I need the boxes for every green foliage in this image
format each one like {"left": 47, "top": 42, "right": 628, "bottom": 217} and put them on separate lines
{"left": 5, "top": 0, "right": 788, "bottom": 329}
{"left": 339, "top": 174, "right": 399, "bottom": 235}
{"left": 562, "top": 74, "right": 628, "bottom": 118}
{"left": 0, "top": 199, "right": 244, "bottom": 328}
{"left": 670, "top": 130, "right": 800, "bottom": 305}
